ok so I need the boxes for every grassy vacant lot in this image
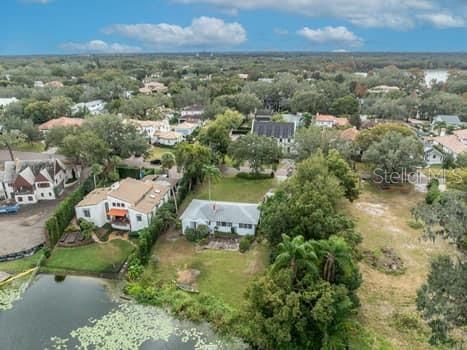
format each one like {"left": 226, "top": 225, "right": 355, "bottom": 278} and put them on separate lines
{"left": 0, "top": 250, "right": 43, "bottom": 274}
{"left": 146, "top": 146, "right": 174, "bottom": 161}
{"left": 144, "top": 235, "right": 269, "bottom": 307}
{"left": 45, "top": 240, "right": 134, "bottom": 274}
{"left": 344, "top": 182, "right": 456, "bottom": 350}
{"left": 181, "top": 176, "right": 276, "bottom": 211}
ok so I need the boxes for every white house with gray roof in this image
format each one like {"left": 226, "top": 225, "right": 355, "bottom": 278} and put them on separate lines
{"left": 180, "top": 199, "right": 260, "bottom": 236}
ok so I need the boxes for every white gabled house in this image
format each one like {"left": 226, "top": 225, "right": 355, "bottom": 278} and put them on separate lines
{"left": 173, "top": 122, "right": 199, "bottom": 138}
{"left": 180, "top": 200, "right": 260, "bottom": 236}
{"left": 75, "top": 177, "right": 172, "bottom": 232}
{"left": 126, "top": 119, "right": 171, "bottom": 143}
{"left": 0, "top": 159, "right": 80, "bottom": 204}
{"left": 71, "top": 100, "right": 106, "bottom": 116}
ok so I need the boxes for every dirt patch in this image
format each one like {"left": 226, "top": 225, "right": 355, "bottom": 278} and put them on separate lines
{"left": 176, "top": 269, "right": 200, "bottom": 286}
{"left": 362, "top": 247, "right": 406, "bottom": 275}
{"left": 355, "top": 202, "right": 387, "bottom": 216}
{"left": 204, "top": 237, "right": 239, "bottom": 251}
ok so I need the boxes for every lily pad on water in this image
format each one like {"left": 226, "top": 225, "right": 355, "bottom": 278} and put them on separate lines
{"left": 50, "top": 303, "right": 245, "bottom": 350}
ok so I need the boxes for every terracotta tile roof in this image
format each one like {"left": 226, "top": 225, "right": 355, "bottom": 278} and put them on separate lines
{"left": 433, "top": 135, "right": 467, "bottom": 155}
{"left": 39, "top": 117, "right": 84, "bottom": 130}
{"left": 453, "top": 129, "right": 467, "bottom": 140}
{"left": 76, "top": 187, "right": 110, "bottom": 207}
{"left": 335, "top": 117, "right": 350, "bottom": 127}
{"left": 339, "top": 127, "right": 359, "bottom": 141}
{"left": 155, "top": 131, "right": 182, "bottom": 140}
{"left": 315, "top": 114, "right": 338, "bottom": 122}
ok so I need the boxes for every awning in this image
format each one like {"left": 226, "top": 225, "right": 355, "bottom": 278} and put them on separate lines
{"left": 107, "top": 208, "right": 128, "bottom": 217}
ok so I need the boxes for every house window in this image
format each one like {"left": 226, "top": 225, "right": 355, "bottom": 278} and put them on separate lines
{"left": 28, "top": 196, "right": 33, "bottom": 201}
{"left": 41, "top": 193, "right": 44, "bottom": 197}
{"left": 136, "top": 215, "right": 142, "bottom": 222}
{"left": 49, "top": 192, "right": 52, "bottom": 196}
{"left": 83, "top": 209, "right": 91, "bottom": 218}
{"left": 17, "top": 197, "right": 23, "bottom": 202}
{"left": 112, "top": 202, "right": 116, "bottom": 207}
{"left": 239, "top": 223, "right": 253, "bottom": 229}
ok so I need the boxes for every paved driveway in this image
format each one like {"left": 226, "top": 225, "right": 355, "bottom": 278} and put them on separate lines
{"left": 0, "top": 196, "right": 66, "bottom": 257}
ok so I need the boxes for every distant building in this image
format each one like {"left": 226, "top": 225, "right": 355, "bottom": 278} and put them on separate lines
{"left": 314, "top": 114, "right": 350, "bottom": 128}
{"left": 237, "top": 73, "right": 249, "bottom": 80}
{"left": 0, "top": 97, "right": 18, "bottom": 108}
{"left": 71, "top": 100, "right": 106, "bottom": 116}
{"left": 139, "top": 81, "right": 168, "bottom": 94}
{"left": 126, "top": 119, "right": 170, "bottom": 143}
{"left": 368, "top": 85, "right": 400, "bottom": 94}
{"left": 424, "top": 129, "right": 467, "bottom": 161}
{"left": 45, "top": 81, "right": 64, "bottom": 89}
{"left": 431, "top": 115, "right": 463, "bottom": 127}
{"left": 252, "top": 120, "right": 296, "bottom": 153}
{"left": 180, "top": 104, "right": 204, "bottom": 124}
{"left": 0, "top": 159, "right": 80, "bottom": 204}
{"left": 34, "top": 81, "right": 44, "bottom": 88}
{"left": 153, "top": 131, "right": 183, "bottom": 146}
{"left": 180, "top": 200, "right": 260, "bottom": 236}
{"left": 38, "top": 117, "right": 85, "bottom": 133}
{"left": 173, "top": 122, "right": 199, "bottom": 138}
{"left": 75, "top": 178, "right": 172, "bottom": 232}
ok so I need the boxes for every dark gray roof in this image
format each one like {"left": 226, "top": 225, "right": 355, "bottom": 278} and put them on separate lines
{"left": 434, "top": 115, "right": 461, "bottom": 125}
{"left": 180, "top": 200, "right": 260, "bottom": 225}
{"left": 253, "top": 121, "right": 295, "bottom": 139}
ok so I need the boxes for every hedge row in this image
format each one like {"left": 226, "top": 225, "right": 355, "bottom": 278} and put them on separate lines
{"left": 45, "top": 177, "right": 94, "bottom": 247}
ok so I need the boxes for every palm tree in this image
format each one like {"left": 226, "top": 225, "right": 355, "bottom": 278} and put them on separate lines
{"left": 90, "top": 163, "right": 103, "bottom": 189}
{"left": 161, "top": 152, "right": 175, "bottom": 176}
{"left": 312, "top": 236, "right": 354, "bottom": 284}
{"left": 273, "top": 234, "right": 318, "bottom": 281}
{"left": 202, "top": 164, "right": 221, "bottom": 202}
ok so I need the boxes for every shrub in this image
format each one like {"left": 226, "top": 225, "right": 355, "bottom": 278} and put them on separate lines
{"left": 127, "top": 258, "right": 144, "bottom": 281}
{"left": 236, "top": 172, "right": 273, "bottom": 180}
{"left": 425, "top": 178, "right": 441, "bottom": 204}
{"left": 407, "top": 219, "right": 424, "bottom": 230}
{"left": 239, "top": 236, "right": 254, "bottom": 253}
{"left": 185, "top": 225, "right": 210, "bottom": 242}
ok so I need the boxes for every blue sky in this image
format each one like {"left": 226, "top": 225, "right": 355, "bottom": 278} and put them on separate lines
{"left": 2, "top": 0, "right": 467, "bottom": 54}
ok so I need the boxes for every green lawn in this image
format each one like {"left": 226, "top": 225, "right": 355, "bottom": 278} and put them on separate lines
{"left": 13, "top": 142, "right": 45, "bottom": 153}
{"left": 144, "top": 237, "right": 269, "bottom": 307}
{"left": 45, "top": 240, "right": 134, "bottom": 274}
{"left": 181, "top": 176, "right": 276, "bottom": 211}
{"left": 0, "top": 250, "right": 44, "bottom": 274}
{"left": 146, "top": 146, "right": 174, "bottom": 161}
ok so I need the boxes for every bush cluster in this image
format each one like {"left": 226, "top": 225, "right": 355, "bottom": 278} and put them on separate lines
{"left": 236, "top": 172, "right": 274, "bottom": 180}
{"left": 45, "top": 177, "right": 93, "bottom": 247}
{"left": 239, "top": 235, "right": 254, "bottom": 253}
{"left": 185, "top": 225, "right": 210, "bottom": 242}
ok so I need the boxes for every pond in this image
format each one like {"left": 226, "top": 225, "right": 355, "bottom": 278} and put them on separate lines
{"left": 0, "top": 274, "right": 244, "bottom": 350}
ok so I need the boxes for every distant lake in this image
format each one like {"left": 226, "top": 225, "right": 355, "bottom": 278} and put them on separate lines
{"left": 424, "top": 69, "right": 449, "bottom": 86}
{"left": 0, "top": 274, "right": 243, "bottom": 350}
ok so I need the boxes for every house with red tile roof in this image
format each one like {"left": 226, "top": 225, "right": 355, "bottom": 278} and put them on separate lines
{"left": 314, "top": 113, "right": 350, "bottom": 128}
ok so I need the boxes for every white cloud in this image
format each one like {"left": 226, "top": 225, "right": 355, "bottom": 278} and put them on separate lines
{"left": 105, "top": 17, "right": 246, "bottom": 49}
{"left": 61, "top": 40, "right": 141, "bottom": 53}
{"left": 298, "top": 26, "right": 363, "bottom": 48}
{"left": 175, "top": 0, "right": 466, "bottom": 30}
{"left": 418, "top": 13, "right": 465, "bottom": 28}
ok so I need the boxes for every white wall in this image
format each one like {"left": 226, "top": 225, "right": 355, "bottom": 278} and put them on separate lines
{"left": 128, "top": 209, "right": 149, "bottom": 232}
{"left": 181, "top": 219, "right": 255, "bottom": 236}
{"left": 35, "top": 182, "right": 56, "bottom": 200}
{"left": 75, "top": 202, "right": 108, "bottom": 228}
